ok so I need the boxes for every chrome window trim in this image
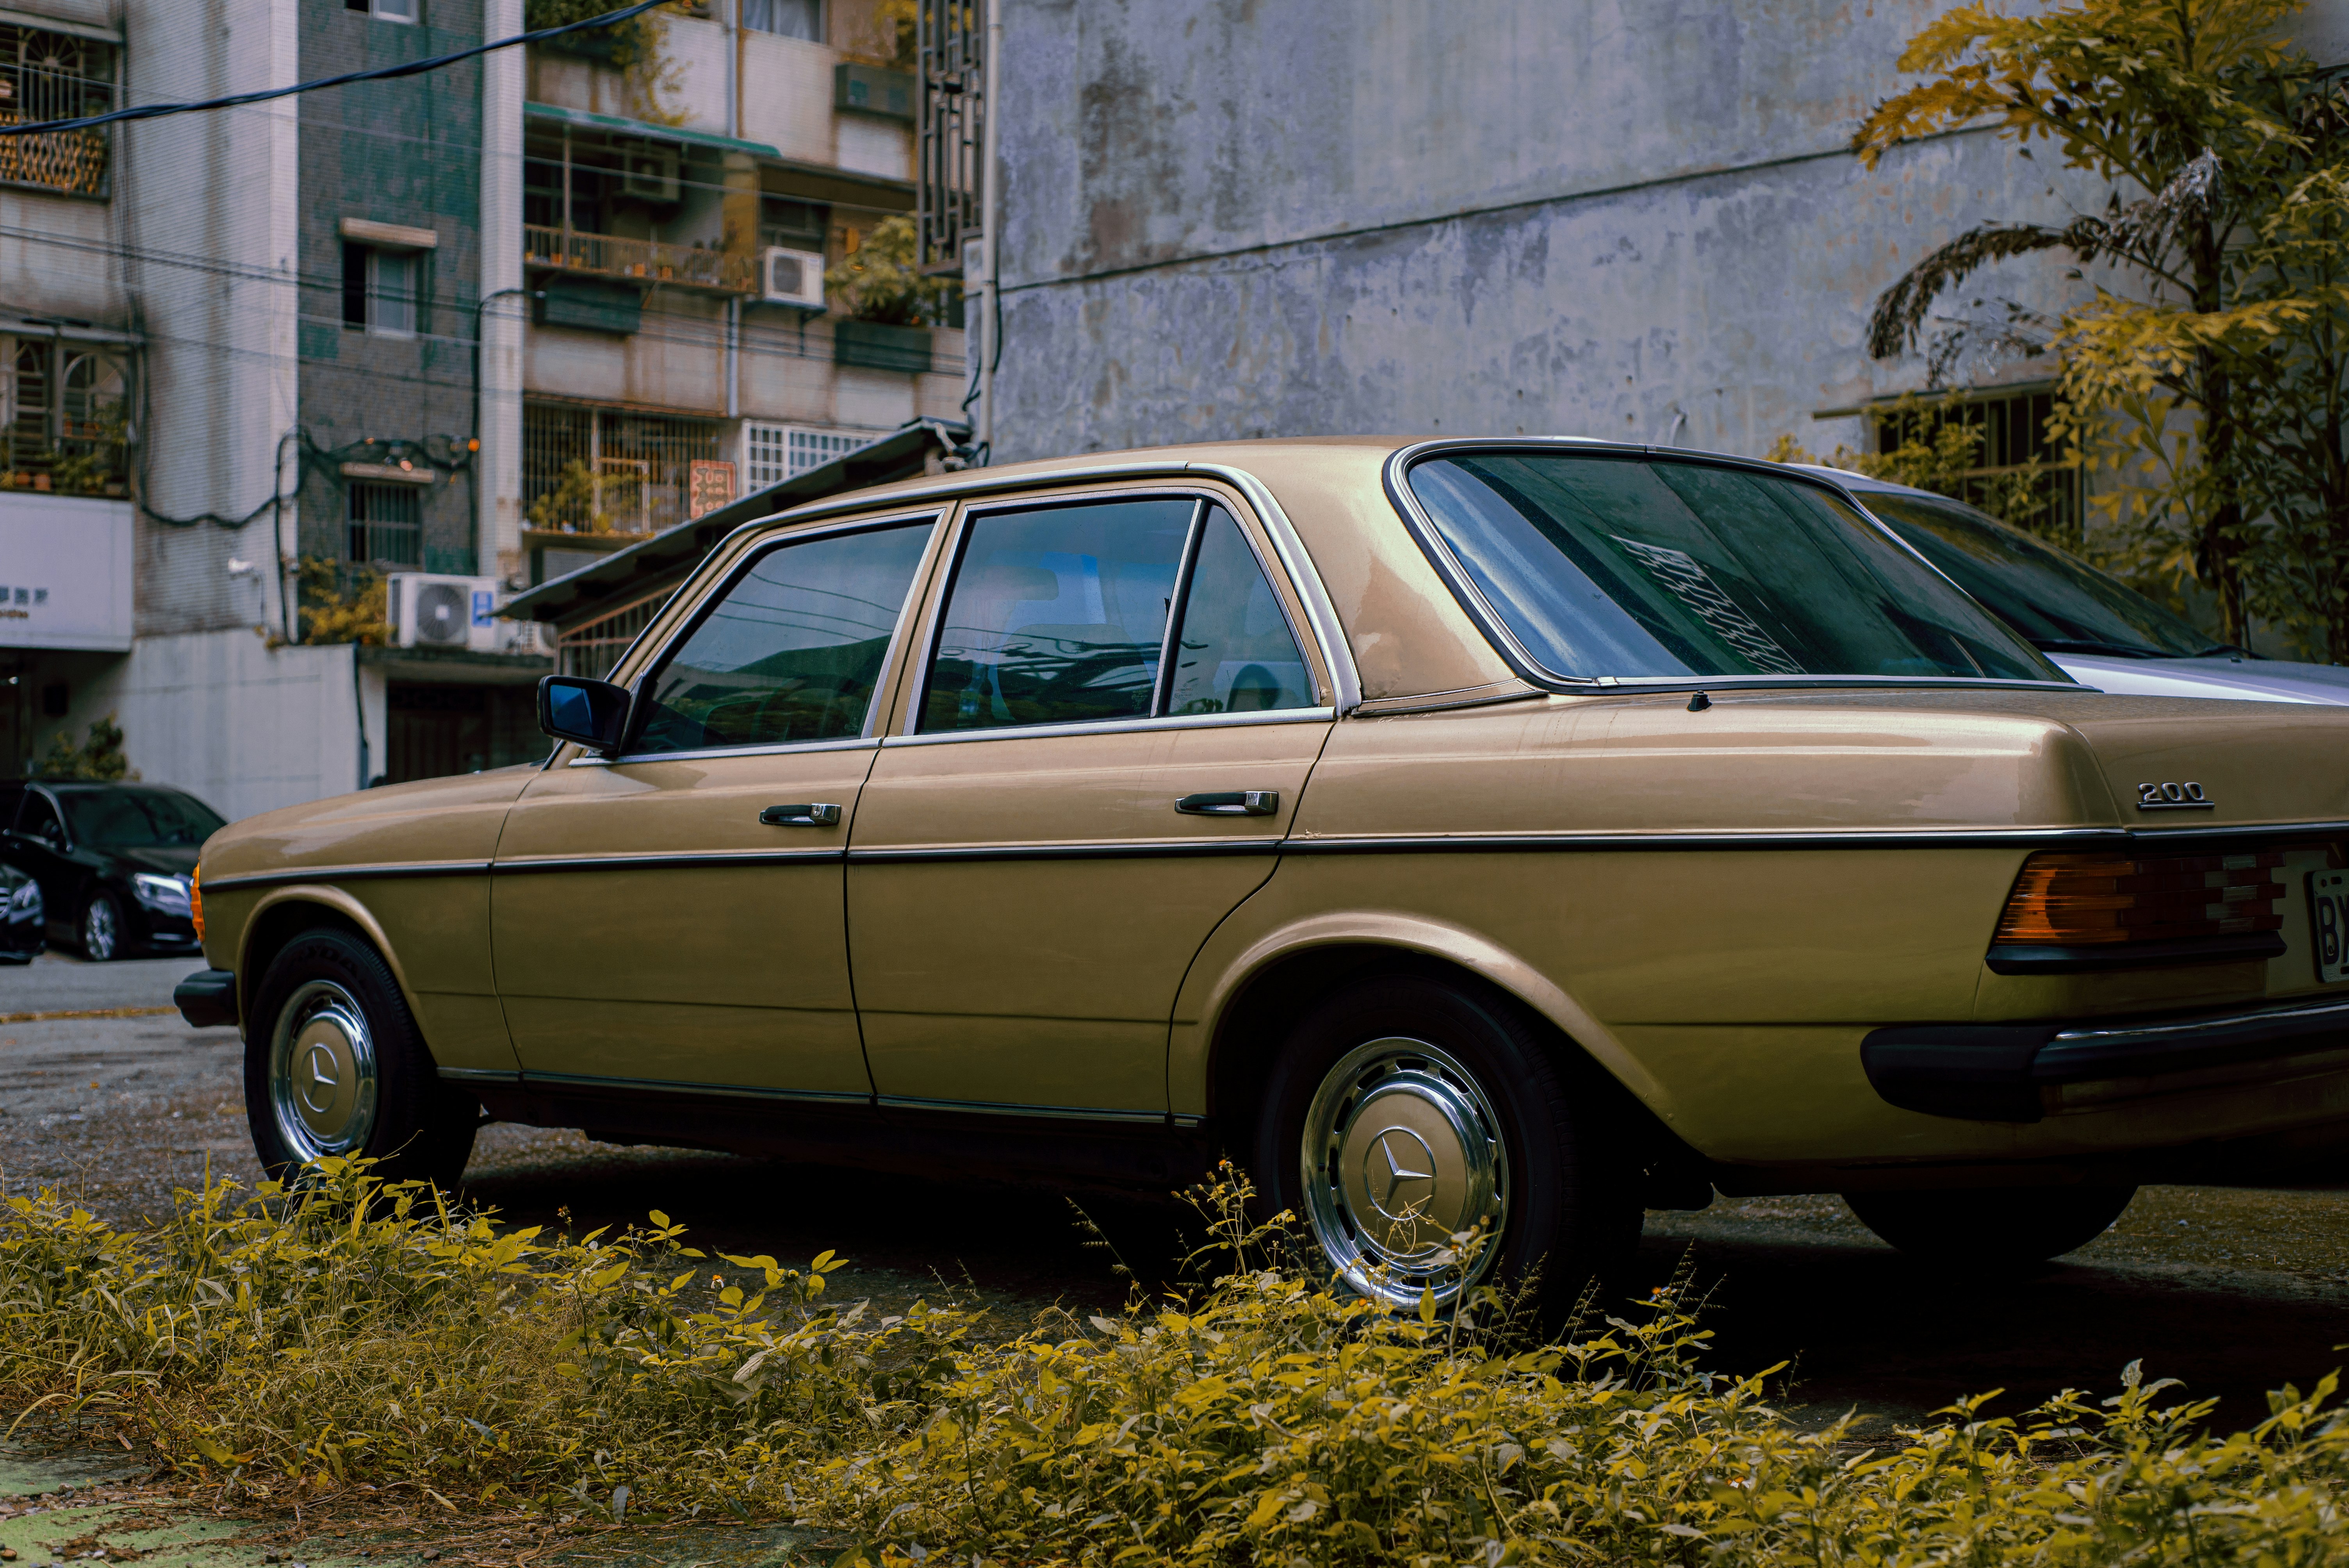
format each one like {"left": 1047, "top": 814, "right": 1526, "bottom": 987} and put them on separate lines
{"left": 599, "top": 508, "right": 947, "bottom": 762}
{"left": 1379, "top": 438, "right": 2080, "bottom": 697}
{"left": 571, "top": 736, "right": 880, "bottom": 768}
{"left": 880, "top": 704, "right": 1335, "bottom": 748}
{"left": 729, "top": 458, "right": 1362, "bottom": 718}
{"left": 849, "top": 836, "right": 1283, "bottom": 864}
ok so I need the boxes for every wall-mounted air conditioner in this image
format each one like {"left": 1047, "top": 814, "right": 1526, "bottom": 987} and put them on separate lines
{"left": 388, "top": 573, "right": 503, "bottom": 654}
{"left": 761, "top": 246, "right": 827, "bottom": 310}
{"left": 619, "top": 146, "right": 681, "bottom": 203}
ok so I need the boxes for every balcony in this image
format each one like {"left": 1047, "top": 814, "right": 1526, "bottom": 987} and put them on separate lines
{"left": 522, "top": 226, "right": 754, "bottom": 295}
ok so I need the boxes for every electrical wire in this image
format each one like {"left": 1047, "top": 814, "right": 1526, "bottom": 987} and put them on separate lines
{"left": 0, "top": 1, "right": 668, "bottom": 138}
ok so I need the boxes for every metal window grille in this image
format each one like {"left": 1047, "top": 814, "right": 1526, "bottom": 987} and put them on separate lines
{"left": 743, "top": 422, "right": 876, "bottom": 491}
{"left": 524, "top": 401, "right": 724, "bottom": 536}
{"left": 914, "top": 0, "right": 983, "bottom": 275}
{"left": 0, "top": 25, "right": 111, "bottom": 198}
{"left": 1873, "top": 388, "right": 2080, "bottom": 540}
{"left": 348, "top": 482, "right": 422, "bottom": 567}
{"left": 0, "top": 338, "right": 127, "bottom": 496}
{"left": 557, "top": 589, "right": 670, "bottom": 680}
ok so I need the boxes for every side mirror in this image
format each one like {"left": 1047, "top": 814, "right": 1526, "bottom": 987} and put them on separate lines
{"left": 537, "top": 675, "right": 631, "bottom": 753}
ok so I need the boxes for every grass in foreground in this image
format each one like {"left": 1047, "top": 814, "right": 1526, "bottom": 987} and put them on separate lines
{"left": 2, "top": 1160, "right": 2345, "bottom": 1567}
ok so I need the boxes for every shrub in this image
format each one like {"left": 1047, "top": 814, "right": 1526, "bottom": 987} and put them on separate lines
{"left": 2, "top": 1162, "right": 2345, "bottom": 1567}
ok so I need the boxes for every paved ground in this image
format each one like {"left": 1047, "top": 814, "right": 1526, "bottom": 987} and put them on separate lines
{"left": 4, "top": 948, "right": 2347, "bottom": 1447}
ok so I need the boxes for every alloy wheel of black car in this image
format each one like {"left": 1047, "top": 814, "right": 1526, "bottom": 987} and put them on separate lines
{"left": 1254, "top": 975, "right": 1640, "bottom": 1324}
{"left": 245, "top": 926, "right": 478, "bottom": 1189}
{"left": 79, "top": 890, "right": 122, "bottom": 962}
{"left": 1842, "top": 1185, "right": 2139, "bottom": 1269}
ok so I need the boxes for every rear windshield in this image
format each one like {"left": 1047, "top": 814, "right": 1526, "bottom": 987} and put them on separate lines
{"left": 61, "top": 788, "right": 224, "bottom": 848}
{"left": 1405, "top": 453, "right": 2062, "bottom": 684}
{"left": 1860, "top": 491, "right": 2218, "bottom": 660}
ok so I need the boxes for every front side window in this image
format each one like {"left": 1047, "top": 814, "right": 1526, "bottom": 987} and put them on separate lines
{"left": 59, "top": 788, "right": 223, "bottom": 848}
{"left": 1406, "top": 452, "right": 2060, "bottom": 684}
{"left": 631, "top": 520, "right": 933, "bottom": 755}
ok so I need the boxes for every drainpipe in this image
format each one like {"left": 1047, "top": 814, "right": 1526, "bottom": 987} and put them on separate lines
{"left": 977, "top": 0, "right": 1001, "bottom": 459}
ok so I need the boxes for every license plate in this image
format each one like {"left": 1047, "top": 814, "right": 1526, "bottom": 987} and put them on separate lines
{"left": 2310, "top": 870, "right": 2349, "bottom": 982}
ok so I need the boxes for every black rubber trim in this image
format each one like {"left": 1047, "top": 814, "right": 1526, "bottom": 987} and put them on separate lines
{"left": 199, "top": 861, "right": 492, "bottom": 892}
{"left": 1985, "top": 932, "right": 2287, "bottom": 974}
{"left": 847, "top": 838, "right": 1282, "bottom": 864}
{"left": 173, "top": 967, "right": 239, "bottom": 1029}
{"left": 1863, "top": 995, "right": 2349, "bottom": 1123}
{"left": 495, "top": 849, "right": 845, "bottom": 874}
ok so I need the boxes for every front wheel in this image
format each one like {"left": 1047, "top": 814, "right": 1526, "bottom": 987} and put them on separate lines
{"left": 1843, "top": 1185, "right": 2137, "bottom": 1269}
{"left": 244, "top": 926, "right": 477, "bottom": 1188}
{"left": 80, "top": 890, "right": 122, "bottom": 961}
{"left": 1253, "top": 975, "right": 1640, "bottom": 1320}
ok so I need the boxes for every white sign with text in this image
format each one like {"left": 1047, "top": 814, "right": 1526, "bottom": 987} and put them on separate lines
{"left": 0, "top": 492, "right": 134, "bottom": 651}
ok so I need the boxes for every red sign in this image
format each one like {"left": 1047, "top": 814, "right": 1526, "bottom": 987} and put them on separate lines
{"left": 688, "top": 460, "right": 737, "bottom": 520}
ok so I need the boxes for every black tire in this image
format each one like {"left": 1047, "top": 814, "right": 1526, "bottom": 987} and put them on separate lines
{"left": 79, "top": 889, "right": 123, "bottom": 961}
{"left": 244, "top": 926, "right": 477, "bottom": 1189}
{"left": 1843, "top": 1184, "right": 2137, "bottom": 1268}
{"left": 1252, "top": 974, "right": 1640, "bottom": 1322}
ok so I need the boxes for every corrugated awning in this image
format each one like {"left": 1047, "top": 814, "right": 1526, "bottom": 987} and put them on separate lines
{"left": 523, "top": 101, "right": 779, "bottom": 160}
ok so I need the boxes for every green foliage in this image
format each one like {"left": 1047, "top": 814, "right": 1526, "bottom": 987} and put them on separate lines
{"left": 527, "top": 459, "right": 616, "bottom": 534}
{"left": 295, "top": 558, "right": 390, "bottom": 647}
{"left": 1852, "top": 0, "right": 2349, "bottom": 654}
{"left": 828, "top": 215, "right": 961, "bottom": 327}
{"left": 34, "top": 713, "right": 129, "bottom": 781}
{"left": 1768, "top": 395, "right": 2054, "bottom": 539}
{"left": 523, "top": 0, "right": 686, "bottom": 126}
{"left": 4, "top": 1160, "right": 2348, "bottom": 1566}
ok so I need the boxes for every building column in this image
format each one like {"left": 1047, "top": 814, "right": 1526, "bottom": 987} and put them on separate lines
{"left": 479, "top": 0, "right": 526, "bottom": 587}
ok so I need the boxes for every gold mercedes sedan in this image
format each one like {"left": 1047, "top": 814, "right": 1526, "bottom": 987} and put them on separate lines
{"left": 176, "top": 438, "right": 2349, "bottom": 1308}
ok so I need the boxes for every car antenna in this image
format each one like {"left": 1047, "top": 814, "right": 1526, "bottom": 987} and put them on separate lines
{"left": 1687, "top": 691, "right": 1712, "bottom": 712}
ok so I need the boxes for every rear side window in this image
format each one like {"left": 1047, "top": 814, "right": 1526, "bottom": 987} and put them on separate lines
{"left": 632, "top": 520, "right": 934, "bottom": 755}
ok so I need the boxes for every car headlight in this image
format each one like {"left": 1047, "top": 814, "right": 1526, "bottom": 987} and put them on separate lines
{"left": 5, "top": 879, "right": 37, "bottom": 920}
{"left": 132, "top": 872, "right": 192, "bottom": 916}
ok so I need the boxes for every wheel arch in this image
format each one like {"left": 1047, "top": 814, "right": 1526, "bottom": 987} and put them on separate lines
{"left": 235, "top": 887, "right": 421, "bottom": 1032}
{"left": 1186, "top": 912, "right": 1679, "bottom": 1135}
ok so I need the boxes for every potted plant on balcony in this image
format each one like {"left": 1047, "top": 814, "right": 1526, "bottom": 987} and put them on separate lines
{"left": 829, "top": 216, "right": 959, "bottom": 374}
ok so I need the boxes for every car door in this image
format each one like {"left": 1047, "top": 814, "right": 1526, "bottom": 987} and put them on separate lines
{"left": 3, "top": 786, "right": 77, "bottom": 943}
{"left": 491, "top": 511, "right": 943, "bottom": 1102}
{"left": 847, "top": 487, "right": 1336, "bottom": 1118}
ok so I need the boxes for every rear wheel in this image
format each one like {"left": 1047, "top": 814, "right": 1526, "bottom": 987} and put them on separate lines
{"left": 244, "top": 926, "right": 476, "bottom": 1188}
{"left": 1843, "top": 1185, "right": 2137, "bottom": 1268}
{"left": 1253, "top": 975, "right": 1639, "bottom": 1320}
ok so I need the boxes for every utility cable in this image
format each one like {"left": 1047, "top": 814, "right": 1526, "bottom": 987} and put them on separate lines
{"left": 0, "top": 1, "right": 667, "bottom": 137}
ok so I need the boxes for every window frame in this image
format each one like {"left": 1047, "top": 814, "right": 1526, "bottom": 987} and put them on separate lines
{"left": 587, "top": 508, "right": 948, "bottom": 767}
{"left": 348, "top": 0, "right": 419, "bottom": 23}
{"left": 893, "top": 484, "right": 1330, "bottom": 748}
{"left": 1385, "top": 438, "right": 2081, "bottom": 698}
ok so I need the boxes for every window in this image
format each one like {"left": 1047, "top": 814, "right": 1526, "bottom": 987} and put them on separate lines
{"left": 0, "top": 23, "right": 114, "bottom": 197}
{"left": 342, "top": 244, "right": 418, "bottom": 336}
{"left": 741, "top": 0, "right": 820, "bottom": 40}
{"left": 525, "top": 402, "right": 723, "bottom": 535}
{"left": 919, "top": 497, "right": 1197, "bottom": 733}
{"left": 742, "top": 423, "right": 875, "bottom": 491}
{"left": 758, "top": 196, "right": 827, "bottom": 253}
{"left": 2, "top": 338, "right": 128, "bottom": 495}
{"left": 348, "top": 482, "right": 422, "bottom": 567}
{"left": 60, "top": 787, "right": 222, "bottom": 848}
{"left": 346, "top": 0, "right": 417, "bottom": 21}
{"left": 1404, "top": 453, "right": 2054, "bottom": 684}
{"left": 1164, "top": 509, "right": 1314, "bottom": 715}
{"left": 1872, "top": 387, "right": 2080, "bottom": 540}
{"left": 632, "top": 521, "right": 934, "bottom": 754}
{"left": 13, "top": 790, "right": 60, "bottom": 845}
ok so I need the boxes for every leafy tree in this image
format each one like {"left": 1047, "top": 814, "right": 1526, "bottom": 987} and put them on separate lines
{"left": 1852, "top": 0, "right": 2344, "bottom": 650}
{"left": 296, "top": 559, "right": 390, "bottom": 646}
{"left": 827, "top": 214, "right": 961, "bottom": 326}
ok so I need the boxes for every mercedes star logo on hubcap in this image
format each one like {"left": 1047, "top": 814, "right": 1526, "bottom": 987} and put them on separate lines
{"left": 1365, "top": 1126, "right": 1437, "bottom": 1219}
{"left": 299, "top": 1042, "right": 341, "bottom": 1116}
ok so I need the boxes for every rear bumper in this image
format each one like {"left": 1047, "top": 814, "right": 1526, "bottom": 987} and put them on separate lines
{"left": 174, "top": 968, "right": 239, "bottom": 1029}
{"left": 1864, "top": 995, "right": 2349, "bottom": 1123}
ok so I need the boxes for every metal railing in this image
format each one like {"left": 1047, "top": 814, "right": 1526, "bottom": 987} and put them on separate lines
{"left": 915, "top": 0, "right": 984, "bottom": 276}
{"left": 522, "top": 225, "right": 753, "bottom": 294}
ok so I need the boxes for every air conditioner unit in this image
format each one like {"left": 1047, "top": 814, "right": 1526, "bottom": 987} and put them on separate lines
{"left": 387, "top": 572, "right": 504, "bottom": 654}
{"left": 761, "top": 246, "right": 827, "bottom": 310}
{"left": 619, "top": 146, "right": 681, "bottom": 203}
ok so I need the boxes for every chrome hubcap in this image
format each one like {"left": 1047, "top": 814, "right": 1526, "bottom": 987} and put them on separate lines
{"left": 269, "top": 980, "right": 378, "bottom": 1162}
{"left": 82, "top": 898, "right": 116, "bottom": 960}
{"left": 1298, "top": 1037, "right": 1508, "bottom": 1309}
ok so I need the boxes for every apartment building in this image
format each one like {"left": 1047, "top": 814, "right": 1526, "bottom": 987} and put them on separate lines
{"left": 2, "top": 0, "right": 957, "bottom": 828}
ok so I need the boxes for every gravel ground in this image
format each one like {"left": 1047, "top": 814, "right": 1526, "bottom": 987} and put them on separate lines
{"left": 4, "top": 950, "right": 2347, "bottom": 1434}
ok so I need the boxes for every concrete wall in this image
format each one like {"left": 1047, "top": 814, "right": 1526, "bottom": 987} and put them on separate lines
{"left": 37, "top": 629, "right": 377, "bottom": 823}
{"left": 989, "top": 0, "right": 2349, "bottom": 464}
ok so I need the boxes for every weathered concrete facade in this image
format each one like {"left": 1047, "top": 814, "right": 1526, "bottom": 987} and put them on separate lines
{"left": 990, "top": 0, "right": 2349, "bottom": 464}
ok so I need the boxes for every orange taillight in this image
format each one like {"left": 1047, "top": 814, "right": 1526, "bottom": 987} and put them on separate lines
{"left": 191, "top": 862, "right": 204, "bottom": 944}
{"left": 1994, "top": 849, "right": 2286, "bottom": 946}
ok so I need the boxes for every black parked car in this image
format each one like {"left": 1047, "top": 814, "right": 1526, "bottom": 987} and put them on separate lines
{"left": 0, "top": 859, "right": 40, "bottom": 963}
{"left": 0, "top": 781, "right": 225, "bottom": 961}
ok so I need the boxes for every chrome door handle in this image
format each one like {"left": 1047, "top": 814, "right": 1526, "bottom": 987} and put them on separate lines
{"left": 759, "top": 802, "right": 842, "bottom": 827}
{"left": 1176, "top": 790, "right": 1278, "bottom": 818}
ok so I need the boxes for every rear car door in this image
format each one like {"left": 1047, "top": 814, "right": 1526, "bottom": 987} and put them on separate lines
{"left": 847, "top": 486, "right": 1335, "bottom": 1119}
{"left": 3, "top": 787, "right": 75, "bottom": 943}
{"left": 491, "top": 511, "right": 943, "bottom": 1105}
